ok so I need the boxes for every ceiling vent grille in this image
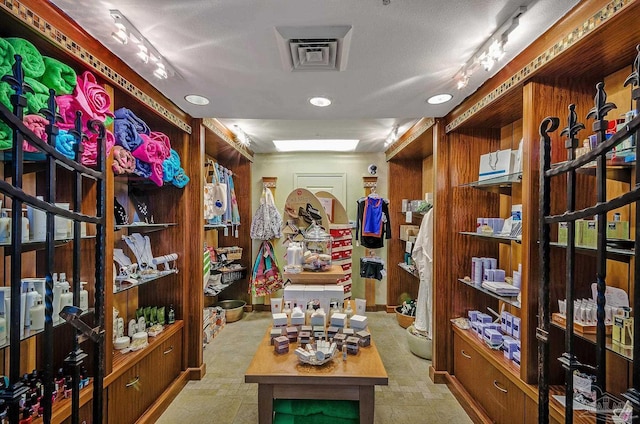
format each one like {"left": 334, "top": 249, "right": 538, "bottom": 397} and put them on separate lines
{"left": 275, "top": 26, "right": 353, "bottom": 72}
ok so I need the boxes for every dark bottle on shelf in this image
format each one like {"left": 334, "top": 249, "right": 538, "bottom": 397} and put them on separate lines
{"left": 168, "top": 304, "right": 175, "bottom": 324}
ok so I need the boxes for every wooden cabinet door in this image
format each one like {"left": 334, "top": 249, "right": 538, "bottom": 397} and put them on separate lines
{"left": 483, "top": 365, "right": 525, "bottom": 424}
{"left": 107, "top": 364, "right": 144, "bottom": 424}
{"left": 453, "top": 333, "right": 491, "bottom": 403}
{"left": 160, "top": 329, "right": 183, "bottom": 387}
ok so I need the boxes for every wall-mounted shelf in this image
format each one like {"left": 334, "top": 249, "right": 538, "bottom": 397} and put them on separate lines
{"left": 549, "top": 241, "right": 634, "bottom": 263}
{"left": 114, "top": 270, "right": 178, "bottom": 294}
{"left": 460, "top": 172, "right": 522, "bottom": 195}
{"left": 457, "top": 278, "right": 521, "bottom": 308}
{"left": 0, "top": 308, "right": 94, "bottom": 351}
{"left": 398, "top": 263, "right": 419, "bottom": 279}
{"left": 459, "top": 231, "right": 521, "bottom": 244}
{"left": 1, "top": 235, "right": 97, "bottom": 255}
{"left": 115, "top": 223, "right": 177, "bottom": 233}
{"left": 550, "top": 320, "right": 632, "bottom": 362}
{"left": 204, "top": 224, "right": 227, "bottom": 230}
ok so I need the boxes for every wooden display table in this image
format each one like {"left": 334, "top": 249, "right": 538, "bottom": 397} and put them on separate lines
{"left": 283, "top": 264, "right": 345, "bottom": 284}
{"left": 245, "top": 327, "right": 388, "bottom": 423}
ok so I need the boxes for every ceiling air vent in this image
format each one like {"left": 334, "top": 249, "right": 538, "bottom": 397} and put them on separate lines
{"left": 275, "top": 26, "right": 353, "bottom": 72}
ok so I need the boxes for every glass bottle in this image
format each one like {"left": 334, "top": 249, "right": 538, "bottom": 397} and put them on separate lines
{"left": 168, "top": 304, "right": 175, "bottom": 324}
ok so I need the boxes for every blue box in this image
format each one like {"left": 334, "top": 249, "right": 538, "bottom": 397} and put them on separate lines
{"left": 477, "top": 313, "right": 493, "bottom": 324}
{"left": 503, "top": 339, "right": 518, "bottom": 360}
{"left": 484, "top": 329, "right": 503, "bottom": 345}
{"left": 468, "top": 310, "right": 480, "bottom": 322}
{"left": 512, "top": 317, "right": 521, "bottom": 340}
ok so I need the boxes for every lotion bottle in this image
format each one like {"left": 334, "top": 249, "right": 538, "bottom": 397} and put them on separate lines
{"left": 0, "top": 310, "right": 6, "bottom": 345}
{"left": 58, "top": 274, "right": 73, "bottom": 320}
{"left": 282, "top": 301, "right": 292, "bottom": 325}
{"left": 52, "top": 273, "right": 62, "bottom": 324}
{"left": 21, "top": 209, "right": 29, "bottom": 242}
{"left": 0, "top": 210, "right": 10, "bottom": 244}
{"left": 79, "top": 282, "right": 88, "bottom": 311}
{"left": 29, "top": 294, "right": 44, "bottom": 331}
{"left": 344, "top": 301, "right": 353, "bottom": 326}
{"left": 24, "top": 283, "right": 38, "bottom": 328}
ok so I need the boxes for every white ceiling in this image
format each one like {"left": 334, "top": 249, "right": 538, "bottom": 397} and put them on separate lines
{"left": 50, "top": 0, "right": 580, "bottom": 153}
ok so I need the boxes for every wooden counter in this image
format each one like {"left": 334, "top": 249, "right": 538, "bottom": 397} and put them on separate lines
{"left": 283, "top": 264, "right": 345, "bottom": 284}
{"left": 245, "top": 327, "right": 388, "bottom": 423}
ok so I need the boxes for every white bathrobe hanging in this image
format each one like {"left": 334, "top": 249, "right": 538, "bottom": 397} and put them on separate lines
{"left": 411, "top": 207, "right": 433, "bottom": 337}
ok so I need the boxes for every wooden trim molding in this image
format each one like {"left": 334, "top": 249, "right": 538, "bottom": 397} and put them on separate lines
{"left": 446, "top": 375, "right": 494, "bottom": 424}
{"left": 202, "top": 118, "right": 255, "bottom": 161}
{"left": 385, "top": 117, "right": 435, "bottom": 161}
{"left": 445, "top": 0, "right": 633, "bottom": 133}
{"left": 0, "top": 0, "right": 192, "bottom": 134}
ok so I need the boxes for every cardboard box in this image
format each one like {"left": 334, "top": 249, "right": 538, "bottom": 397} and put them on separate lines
{"left": 399, "top": 225, "right": 419, "bottom": 241}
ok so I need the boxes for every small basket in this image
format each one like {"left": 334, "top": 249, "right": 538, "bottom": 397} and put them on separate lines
{"left": 215, "top": 246, "right": 243, "bottom": 261}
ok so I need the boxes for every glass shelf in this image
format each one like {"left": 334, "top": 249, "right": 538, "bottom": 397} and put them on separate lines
{"left": 0, "top": 308, "right": 94, "bottom": 351}
{"left": 550, "top": 320, "right": 632, "bottom": 362}
{"left": 457, "top": 278, "right": 521, "bottom": 308}
{"left": 398, "top": 263, "right": 419, "bottom": 278}
{"left": 115, "top": 223, "right": 177, "bottom": 233}
{"left": 460, "top": 172, "right": 522, "bottom": 194}
{"left": 549, "top": 241, "right": 634, "bottom": 263}
{"left": 0, "top": 235, "right": 96, "bottom": 255}
{"left": 114, "top": 270, "right": 178, "bottom": 294}
{"left": 459, "top": 231, "right": 521, "bottom": 244}
{"left": 204, "top": 224, "right": 227, "bottom": 230}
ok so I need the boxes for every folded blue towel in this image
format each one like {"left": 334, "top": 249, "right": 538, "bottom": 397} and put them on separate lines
{"left": 114, "top": 118, "right": 143, "bottom": 151}
{"left": 134, "top": 159, "right": 152, "bottom": 178}
{"left": 114, "top": 107, "right": 150, "bottom": 135}
{"left": 55, "top": 129, "right": 76, "bottom": 159}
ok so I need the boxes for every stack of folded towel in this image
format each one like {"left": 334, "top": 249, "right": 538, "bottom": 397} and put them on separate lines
{"left": 272, "top": 400, "right": 359, "bottom": 424}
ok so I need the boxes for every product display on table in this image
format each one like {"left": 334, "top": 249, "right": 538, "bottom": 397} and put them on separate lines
{"left": 355, "top": 194, "right": 391, "bottom": 249}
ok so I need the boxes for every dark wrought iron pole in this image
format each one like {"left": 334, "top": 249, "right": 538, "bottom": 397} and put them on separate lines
{"left": 538, "top": 116, "right": 559, "bottom": 424}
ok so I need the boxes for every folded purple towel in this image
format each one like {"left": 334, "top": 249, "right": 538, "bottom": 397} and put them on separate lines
{"left": 114, "top": 107, "right": 150, "bottom": 135}
{"left": 134, "top": 159, "right": 152, "bottom": 178}
{"left": 114, "top": 118, "right": 143, "bottom": 151}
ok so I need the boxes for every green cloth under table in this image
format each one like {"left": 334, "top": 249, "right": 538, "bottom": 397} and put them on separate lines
{"left": 274, "top": 412, "right": 357, "bottom": 424}
{"left": 274, "top": 399, "right": 359, "bottom": 420}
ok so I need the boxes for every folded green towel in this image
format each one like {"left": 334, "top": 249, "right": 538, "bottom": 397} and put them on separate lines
{"left": 273, "top": 399, "right": 359, "bottom": 419}
{"left": 0, "top": 38, "right": 16, "bottom": 80}
{"left": 38, "top": 56, "right": 77, "bottom": 95}
{"left": 0, "top": 120, "right": 11, "bottom": 150}
{"left": 0, "top": 81, "right": 12, "bottom": 109}
{"left": 274, "top": 412, "right": 358, "bottom": 424}
{"left": 5, "top": 38, "right": 45, "bottom": 78}
{"left": 24, "top": 77, "right": 52, "bottom": 115}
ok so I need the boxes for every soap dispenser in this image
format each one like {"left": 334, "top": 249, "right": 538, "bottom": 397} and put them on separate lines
{"left": 29, "top": 294, "right": 44, "bottom": 331}
{"left": 58, "top": 274, "right": 73, "bottom": 320}
{"left": 79, "top": 282, "right": 88, "bottom": 311}
{"left": 282, "top": 301, "right": 292, "bottom": 325}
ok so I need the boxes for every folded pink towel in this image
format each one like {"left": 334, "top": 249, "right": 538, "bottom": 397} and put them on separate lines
{"left": 56, "top": 71, "right": 114, "bottom": 131}
{"left": 22, "top": 114, "right": 48, "bottom": 152}
{"left": 80, "top": 129, "right": 115, "bottom": 166}
{"left": 149, "top": 131, "right": 171, "bottom": 159}
{"left": 149, "top": 161, "right": 164, "bottom": 187}
{"left": 131, "top": 133, "right": 167, "bottom": 164}
{"left": 112, "top": 146, "right": 136, "bottom": 174}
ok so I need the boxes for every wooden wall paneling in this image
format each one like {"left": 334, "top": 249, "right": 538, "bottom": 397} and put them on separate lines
{"left": 422, "top": 155, "right": 434, "bottom": 196}
{"left": 387, "top": 160, "right": 422, "bottom": 306}
{"left": 183, "top": 120, "right": 205, "bottom": 374}
{"left": 521, "top": 76, "right": 598, "bottom": 384}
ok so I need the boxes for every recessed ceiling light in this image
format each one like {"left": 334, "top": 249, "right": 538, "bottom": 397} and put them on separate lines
{"left": 273, "top": 139, "right": 358, "bottom": 152}
{"left": 185, "top": 94, "right": 210, "bottom": 105}
{"left": 309, "top": 97, "right": 332, "bottom": 107}
{"left": 427, "top": 93, "right": 452, "bottom": 105}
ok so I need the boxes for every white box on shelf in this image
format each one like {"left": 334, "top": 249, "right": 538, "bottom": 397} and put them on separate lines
{"left": 331, "top": 312, "right": 347, "bottom": 328}
{"left": 355, "top": 298, "right": 366, "bottom": 315}
{"left": 284, "top": 285, "right": 305, "bottom": 304}
{"left": 512, "top": 317, "right": 521, "bottom": 339}
{"left": 272, "top": 313, "right": 288, "bottom": 327}
{"left": 350, "top": 314, "right": 368, "bottom": 330}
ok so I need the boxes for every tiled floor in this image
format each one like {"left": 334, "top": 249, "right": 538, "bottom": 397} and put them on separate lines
{"left": 157, "top": 311, "right": 472, "bottom": 423}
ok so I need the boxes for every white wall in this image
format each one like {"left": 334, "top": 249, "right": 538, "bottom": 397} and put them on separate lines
{"left": 251, "top": 152, "right": 388, "bottom": 306}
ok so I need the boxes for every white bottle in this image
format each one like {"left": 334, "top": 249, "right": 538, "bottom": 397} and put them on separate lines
{"left": 0, "top": 210, "right": 10, "bottom": 244}
{"left": 24, "top": 283, "right": 39, "bottom": 328}
{"left": 305, "top": 301, "right": 314, "bottom": 325}
{"left": 344, "top": 301, "right": 353, "bottom": 326}
{"left": 58, "top": 274, "right": 73, "bottom": 320}
{"left": 21, "top": 209, "right": 29, "bottom": 242}
{"left": 282, "top": 301, "right": 292, "bottom": 325}
{"left": 30, "top": 294, "right": 44, "bottom": 331}
{"left": 79, "top": 282, "right": 89, "bottom": 311}
{"left": 0, "top": 311, "right": 6, "bottom": 345}
{"left": 52, "top": 273, "right": 62, "bottom": 324}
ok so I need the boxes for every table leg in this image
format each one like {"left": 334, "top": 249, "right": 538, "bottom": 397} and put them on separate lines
{"left": 359, "top": 385, "right": 375, "bottom": 424}
{"left": 258, "top": 384, "right": 274, "bottom": 424}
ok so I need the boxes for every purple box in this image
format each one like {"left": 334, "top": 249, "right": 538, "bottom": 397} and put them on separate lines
{"left": 468, "top": 310, "right": 480, "bottom": 322}
{"left": 494, "top": 269, "right": 506, "bottom": 282}
{"left": 503, "top": 338, "right": 518, "bottom": 360}
{"left": 484, "top": 329, "right": 503, "bottom": 345}
{"left": 477, "top": 313, "right": 493, "bottom": 324}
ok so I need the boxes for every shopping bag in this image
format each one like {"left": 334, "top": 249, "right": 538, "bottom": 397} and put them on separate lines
{"left": 478, "top": 149, "right": 514, "bottom": 181}
{"left": 204, "top": 166, "right": 227, "bottom": 218}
